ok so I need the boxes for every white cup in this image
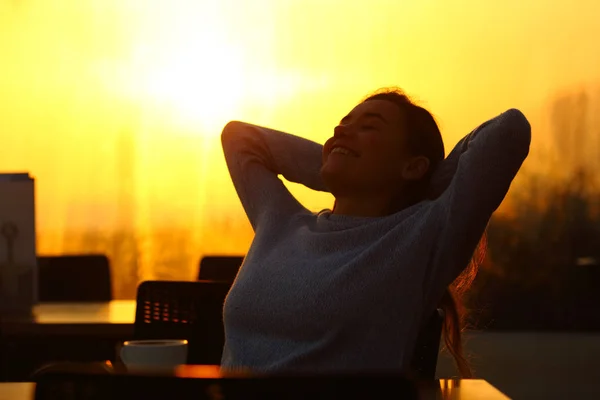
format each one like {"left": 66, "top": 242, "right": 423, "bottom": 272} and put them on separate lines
{"left": 120, "top": 339, "right": 188, "bottom": 371}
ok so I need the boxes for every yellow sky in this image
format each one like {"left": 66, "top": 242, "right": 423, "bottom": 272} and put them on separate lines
{"left": 1, "top": 0, "right": 600, "bottom": 252}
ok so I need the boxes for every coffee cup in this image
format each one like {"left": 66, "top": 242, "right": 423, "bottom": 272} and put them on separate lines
{"left": 120, "top": 339, "right": 188, "bottom": 371}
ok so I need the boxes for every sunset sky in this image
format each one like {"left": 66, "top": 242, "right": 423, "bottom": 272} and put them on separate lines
{"left": 1, "top": 0, "right": 599, "bottom": 284}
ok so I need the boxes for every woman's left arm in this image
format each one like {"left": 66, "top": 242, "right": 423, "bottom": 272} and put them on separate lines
{"left": 429, "top": 109, "right": 531, "bottom": 281}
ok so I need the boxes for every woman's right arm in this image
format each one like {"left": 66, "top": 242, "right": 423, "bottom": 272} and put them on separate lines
{"left": 221, "top": 121, "right": 329, "bottom": 230}
{"left": 428, "top": 109, "right": 531, "bottom": 285}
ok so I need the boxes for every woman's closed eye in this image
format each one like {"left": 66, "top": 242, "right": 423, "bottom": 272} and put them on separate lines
{"left": 362, "top": 125, "right": 378, "bottom": 131}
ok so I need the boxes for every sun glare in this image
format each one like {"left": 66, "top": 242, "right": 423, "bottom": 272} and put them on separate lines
{"left": 112, "top": 1, "right": 254, "bottom": 136}
{"left": 115, "top": 2, "right": 328, "bottom": 138}
{"left": 130, "top": 38, "right": 246, "bottom": 135}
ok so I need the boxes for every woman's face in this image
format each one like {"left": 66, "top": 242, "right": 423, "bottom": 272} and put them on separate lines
{"left": 321, "top": 99, "right": 423, "bottom": 197}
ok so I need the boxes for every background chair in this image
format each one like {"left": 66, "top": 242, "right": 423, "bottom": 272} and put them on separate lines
{"left": 133, "top": 280, "right": 231, "bottom": 365}
{"left": 37, "top": 254, "right": 112, "bottom": 302}
{"left": 410, "top": 308, "right": 444, "bottom": 379}
{"left": 197, "top": 255, "right": 243, "bottom": 282}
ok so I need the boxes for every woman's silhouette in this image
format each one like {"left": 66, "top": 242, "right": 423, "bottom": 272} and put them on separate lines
{"left": 219, "top": 88, "right": 531, "bottom": 377}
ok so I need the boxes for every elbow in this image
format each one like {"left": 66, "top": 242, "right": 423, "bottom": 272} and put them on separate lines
{"left": 503, "top": 108, "right": 532, "bottom": 160}
{"left": 221, "top": 120, "right": 265, "bottom": 160}
{"left": 221, "top": 120, "right": 262, "bottom": 153}
{"left": 503, "top": 108, "right": 531, "bottom": 134}
{"left": 221, "top": 120, "right": 247, "bottom": 145}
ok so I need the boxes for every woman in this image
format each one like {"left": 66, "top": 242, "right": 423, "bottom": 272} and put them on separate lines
{"left": 220, "top": 88, "right": 531, "bottom": 376}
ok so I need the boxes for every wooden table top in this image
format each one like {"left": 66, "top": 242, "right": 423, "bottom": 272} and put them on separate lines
{"left": 0, "top": 379, "right": 509, "bottom": 400}
{"left": 2, "top": 300, "right": 136, "bottom": 337}
{"left": 436, "top": 379, "right": 510, "bottom": 399}
{"left": 32, "top": 300, "right": 136, "bottom": 324}
{"left": 0, "top": 383, "right": 35, "bottom": 400}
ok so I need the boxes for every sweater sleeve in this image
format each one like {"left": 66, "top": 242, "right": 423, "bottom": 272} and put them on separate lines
{"left": 430, "top": 109, "right": 531, "bottom": 283}
{"left": 221, "top": 121, "right": 329, "bottom": 230}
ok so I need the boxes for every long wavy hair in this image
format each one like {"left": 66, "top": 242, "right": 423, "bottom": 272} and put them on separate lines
{"left": 363, "top": 88, "right": 485, "bottom": 378}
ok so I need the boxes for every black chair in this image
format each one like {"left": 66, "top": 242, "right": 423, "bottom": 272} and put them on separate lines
{"left": 37, "top": 254, "right": 112, "bottom": 302}
{"left": 133, "top": 280, "right": 231, "bottom": 365}
{"left": 197, "top": 255, "right": 243, "bottom": 282}
{"left": 410, "top": 308, "right": 444, "bottom": 379}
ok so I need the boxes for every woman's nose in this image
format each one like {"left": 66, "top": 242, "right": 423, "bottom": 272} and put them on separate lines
{"left": 334, "top": 123, "right": 350, "bottom": 138}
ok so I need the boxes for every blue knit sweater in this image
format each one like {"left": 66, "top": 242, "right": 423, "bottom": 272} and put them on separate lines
{"left": 220, "top": 109, "right": 530, "bottom": 373}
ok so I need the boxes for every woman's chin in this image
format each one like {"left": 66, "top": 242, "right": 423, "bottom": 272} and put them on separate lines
{"left": 320, "top": 165, "right": 341, "bottom": 184}
{"left": 321, "top": 159, "right": 350, "bottom": 177}
{"left": 320, "top": 167, "right": 355, "bottom": 197}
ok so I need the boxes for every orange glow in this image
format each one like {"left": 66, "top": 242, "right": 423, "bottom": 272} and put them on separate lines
{"left": 2, "top": 0, "right": 600, "bottom": 297}
{"left": 175, "top": 364, "right": 223, "bottom": 378}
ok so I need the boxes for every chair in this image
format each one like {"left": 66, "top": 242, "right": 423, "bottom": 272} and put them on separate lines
{"left": 133, "top": 280, "right": 231, "bottom": 365}
{"left": 410, "top": 308, "right": 444, "bottom": 379}
{"left": 197, "top": 255, "right": 243, "bottom": 282}
{"left": 37, "top": 254, "right": 112, "bottom": 302}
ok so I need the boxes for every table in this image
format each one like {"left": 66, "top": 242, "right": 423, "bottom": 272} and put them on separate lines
{"left": 3, "top": 300, "right": 136, "bottom": 337}
{"left": 0, "top": 379, "right": 509, "bottom": 399}
{"left": 436, "top": 379, "right": 510, "bottom": 399}
{"left": 0, "top": 383, "right": 34, "bottom": 400}
{"left": 1, "top": 301, "right": 136, "bottom": 381}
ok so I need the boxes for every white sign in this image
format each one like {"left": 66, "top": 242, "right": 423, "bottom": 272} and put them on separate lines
{"left": 0, "top": 173, "right": 37, "bottom": 317}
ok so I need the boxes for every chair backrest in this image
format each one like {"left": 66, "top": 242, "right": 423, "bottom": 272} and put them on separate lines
{"left": 410, "top": 308, "right": 444, "bottom": 379}
{"left": 197, "top": 255, "right": 243, "bottom": 282}
{"left": 37, "top": 254, "right": 112, "bottom": 302}
{"left": 133, "top": 280, "right": 231, "bottom": 365}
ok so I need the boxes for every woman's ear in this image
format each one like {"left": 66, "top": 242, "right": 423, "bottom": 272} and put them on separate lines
{"left": 402, "top": 156, "right": 430, "bottom": 181}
